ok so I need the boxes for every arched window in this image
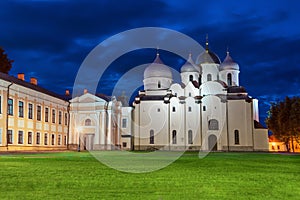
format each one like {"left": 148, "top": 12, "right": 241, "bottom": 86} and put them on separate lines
{"left": 188, "top": 130, "right": 193, "bottom": 144}
{"left": 150, "top": 130, "right": 154, "bottom": 144}
{"left": 158, "top": 81, "right": 161, "bottom": 88}
{"left": 172, "top": 107, "right": 176, "bottom": 112}
{"left": 207, "top": 74, "right": 212, "bottom": 81}
{"left": 172, "top": 130, "right": 177, "bottom": 144}
{"left": 208, "top": 119, "right": 219, "bottom": 130}
{"left": 234, "top": 130, "right": 239, "bottom": 145}
{"left": 189, "top": 75, "right": 193, "bottom": 82}
{"left": 227, "top": 73, "right": 232, "bottom": 86}
{"left": 85, "top": 119, "right": 91, "bottom": 126}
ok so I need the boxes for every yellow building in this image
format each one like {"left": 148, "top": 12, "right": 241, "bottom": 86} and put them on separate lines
{"left": 0, "top": 72, "right": 69, "bottom": 151}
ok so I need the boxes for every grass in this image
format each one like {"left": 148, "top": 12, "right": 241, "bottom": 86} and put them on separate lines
{"left": 0, "top": 152, "right": 299, "bottom": 199}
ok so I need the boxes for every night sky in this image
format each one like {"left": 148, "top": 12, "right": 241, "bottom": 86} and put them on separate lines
{"left": 1, "top": 0, "right": 300, "bottom": 124}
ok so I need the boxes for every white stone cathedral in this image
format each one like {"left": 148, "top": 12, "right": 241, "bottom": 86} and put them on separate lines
{"left": 132, "top": 40, "right": 268, "bottom": 151}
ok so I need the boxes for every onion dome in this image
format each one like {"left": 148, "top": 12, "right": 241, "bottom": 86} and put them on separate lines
{"left": 196, "top": 36, "right": 221, "bottom": 65}
{"left": 220, "top": 51, "right": 239, "bottom": 71}
{"left": 144, "top": 53, "right": 173, "bottom": 79}
{"left": 181, "top": 53, "right": 201, "bottom": 73}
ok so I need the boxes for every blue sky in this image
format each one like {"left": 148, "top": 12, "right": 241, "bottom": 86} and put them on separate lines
{"left": 1, "top": 0, "right": 300, "bottom": 123}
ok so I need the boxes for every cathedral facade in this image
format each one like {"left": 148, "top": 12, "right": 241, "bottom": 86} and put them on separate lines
{"left": 132, "top": 41, "right": 268, "bottom": 151}
{"left": 0, "top": 40, "right": 268, "bottom": 152}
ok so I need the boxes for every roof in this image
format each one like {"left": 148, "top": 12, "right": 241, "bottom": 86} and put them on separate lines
{"left": 220, "top": 51, "right": 239, "bottom": 71}
{"left": 0, "top": 72, "right": 68, "bottom": 101}
{"left": 254, "top": 120, "right": 267, "bottom": 129}
{"left": 227, "top": 86, "right": 247, "bottom": 93}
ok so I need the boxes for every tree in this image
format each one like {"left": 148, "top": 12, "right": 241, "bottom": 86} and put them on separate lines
{"left": 266, "top": 97, "right": 300, "bottom": 152}
{"left": 0, "top": 47, "right": 13, "bottom": 74}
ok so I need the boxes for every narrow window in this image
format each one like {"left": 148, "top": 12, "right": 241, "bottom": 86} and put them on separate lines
{"left": 58, "top": 135, "right": 61, "bottom": 145}
{"left": 123, "top": 142, "right": 127, "bottom": 148}
{"left": 0, "top": 128, "right": 2, "bottom": 144}
{"left": 44, "top": 133, "right": 48, "bottom": 145}
{"left": 189, "top": 92, "right": 191, "bottom": 97}
{"left": 172, "top": 107, "right": 176, "bottom": 112}
{"left": 8, "top": 98, "right": 13, "bottom": 115}
{"left": 150, "top": 130, "right": 154, "bottom": 144}
{"left": 188, "top": 130, "right": 193, "bottom": 144}
{"left": 0, "top": 96, "right": 2, "bottom": 114}
{"left": 188, "top": 106, "right": 192, "bottom": 112}
{"left": 64, "top": 136, "right": 67, "bottom": 146}
{"left": 172, "top": 130, "right": 177, "bottom": 144}
{"left": 18, "top": 101, "right": 24, "bottom": 117}
{"left": 58, "top": 111, "right": 62, "bottom": 124}
{"left": 7, "top": 130, "right": 13, "bottom": 144}
{"left": 37, "top": 105, "right": 41, "bottom": 121}
{"left": 227, "top": 73, "right": 232, "bottom": 86}
{"left": 52, "top": 109, "right": 55, "bottom": 123}
{"left": 198, "top": 77, "right": 202, "bottom": 85}
{"left": 203, "top": 106, "right": 206, "bottom": 111}
{"left": 158, "top": 81, "right": 161, "bottom": 88}
{"left": 64, "top": 113, "right": 68, "bottom": 126}
{"left": 207, "top": 74, "right": 212, "bottom": 81}
{"left": 157, "top": 108, "right": 160, "bottom": 112}
{"left": 51, "top": 134, "right": 55, "bottom": 145}
{"left": 85, "top": 119, "right": 91, "bottom": 126}
{"left": 45, "top": 107, "right": 49, "bottom": 122}
{"left": 36, "top": 132, "right": 40, "bottom": 145}
{"left": 18, "top": 131, "right": 23, "bottom": 144}
{"left": 122, "top": 118, "right": 127, "bottom": 128}
{"left": 28, "top": 132, "right": 32, "bottom": 144}
{"left": 28, "top": 103, "right": 33, "bottom": 119}
{"left": 208, "top": 119, "right": 219, "bottom": 130}
{"left": 189, "top": 75, "right": 193, "bottom": 82}
{"left": 234, "top": 130, "right": 239, "bottom": 145}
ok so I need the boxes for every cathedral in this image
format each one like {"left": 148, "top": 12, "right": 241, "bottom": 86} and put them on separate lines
{"left": 132, "top": 40, "right": 268, "bottom": 151}
{"left": 0, "top": 39, "right": 269, "bottom": 152}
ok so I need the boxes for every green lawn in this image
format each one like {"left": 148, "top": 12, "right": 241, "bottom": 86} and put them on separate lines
{"left": 0, "top": 152, "right": 299, "bottom": 199}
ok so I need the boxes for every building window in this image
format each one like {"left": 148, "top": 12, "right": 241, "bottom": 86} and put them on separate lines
{"left": 45, "top": 107, "right": 49, "bottom": 122}
{"left": 189, "top": 75, "right": 193, "bottom": 82}
{"left": 7, "top": 130, "right": 13, "bottom": 144}
{"left": 64, "top": 113, "right": 68, "bottom": 126}
{"left": 85, "top": 119, "right": 91, "bottom": 126}
{"left": 208, "top": 119, "right": 219, "bottom": 130}
{"left": 158, "top": 81, "right": 161, "bottom": 88}
{"left": 28, "top": 132, "right": 32, "bottom": 144}
{"left": 18, "top": 131, "right": 23, "bottom": 144}
{"left": 188, "top": 106, "right": 192, "bottom": 112}
{"left": 172, "top": 107, "right": 176, "bottom": 112}
{"left": 227, "top": 73, "right": 232, "bottom": 86}
{"left": 58, "top": 111, "right": 62, "bottom": 124}
{"left": 188, "top": 130, "right": 193, "bottom": 144}
{"left": 58, "top": 135, "right": 61, "bottom": 145}
{"left": 172, "top": 130, "right": 177, "bottom": 144}
{"left": 189, "top": 92, "right": 191, "bottom": 97}
{"left": 28, "top": 103, "right": 33, "bottom": 119}
{"left": 122, "top": 142, "right": 127, "bottom": 148}
{"left": 198, "top": 77, "right": 202, "bottom": 85}
{"left": 36, "top": 132, "right": 40, "bottom": 145}
{"left": 234, "top": 130, "right": 239, "bottom": 145}
{"left": 52, "top": 109, "right": 55, "bottom": 123}
{"left": 0, "top": 128, "right": 2, "bottom": 144}
{"left": 122, "top": 118, "right": 127, "bottom": 128}
{"left": 0, "top": 96, "right": 2, "bottom": 114}
{"left": 51, "top": 134, "right": 55, "bottom": 145}
{"left": 207, "top": 74, "right": 212, "bottom": 81}
{"left": 277, "top": 145, "right": 280, "bottom": 150}
{"left": 150, "top": 130, "right": 154, "bottom": 144}
{"left": 8, "top": 98, "right": 13, "bottom": 115}
{"left": 18, "top": 101, "right": 24, "bottom": 117}
{"left": 37, "top": 105, "right": 41, "bottom": 121}
{"left": 44, "top": 133, "right": 48, "bottom": 145}
{"left": 157, "top": 108, "right": 160, "bottom": 112}
{"left": 203, "top": 106, "right": 206, "bottom": 111}
{"left": 64, "top": 136, "right": 67, "bottom": 146}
